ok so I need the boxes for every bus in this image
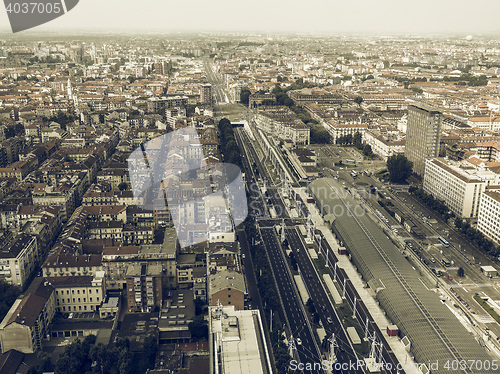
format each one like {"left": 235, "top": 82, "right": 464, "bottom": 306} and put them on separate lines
{"left": 439, "top": 236, "right": 449, "bottom": 247}
{"left": 441, "top": 257, "right": 451, "bottom": 267}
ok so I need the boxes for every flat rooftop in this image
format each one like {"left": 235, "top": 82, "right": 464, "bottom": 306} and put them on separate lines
{"left": 210, "top": 305, "right": 269, "bottom": 374}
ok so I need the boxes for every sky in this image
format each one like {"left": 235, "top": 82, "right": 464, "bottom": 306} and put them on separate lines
{"left": 1, "top": 0, "right": 500, "bottom": 35}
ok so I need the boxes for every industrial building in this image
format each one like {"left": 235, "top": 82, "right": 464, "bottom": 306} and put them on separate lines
{"left": 309, "top": 178, "right": 493, "bottom": 374}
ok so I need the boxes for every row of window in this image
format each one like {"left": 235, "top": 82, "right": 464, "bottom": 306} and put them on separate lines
{"left": 55, "top": 288, "right": 99, "bottom": 295}
{"left": 57, "top": 297, "right": 99, "bottom": 304}
{"left": 57, "top": 304, "right": 95, "bottom": 312}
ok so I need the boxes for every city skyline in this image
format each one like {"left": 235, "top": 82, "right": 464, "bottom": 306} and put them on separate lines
{"left": 1, "top": 0, "right": 500, "bottom": 35}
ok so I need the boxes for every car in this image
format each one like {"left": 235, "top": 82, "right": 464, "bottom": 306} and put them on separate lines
{"left": 296, "top": 338, "right": 302, "bottom": 345}
{"left": 327, "top": 317, "right": 333, "bottom": 324}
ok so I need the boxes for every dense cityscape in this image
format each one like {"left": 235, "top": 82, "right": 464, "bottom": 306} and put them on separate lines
{"left": 0, "top": 30, "right": 500, "bottom": 374}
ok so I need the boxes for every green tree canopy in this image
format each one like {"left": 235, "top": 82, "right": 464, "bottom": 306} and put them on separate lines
{"left": 386, "top": 154, "right": 413, "bottom": 184}
{"left": 189, "top": 315, "right": 208, "bottom": 340}
{"left": 240, "top": 88, "right": 251, "bottom": 105}
{"left": 363, "top": 144, "right": 373, "bottom": 158}
{"left": 353, "top": 132, "right": 363, "bottom": 149}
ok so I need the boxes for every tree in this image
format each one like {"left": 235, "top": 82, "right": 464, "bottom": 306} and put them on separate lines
{"left": 194, "top": 297, "right": 206, "bottom": 315}
{"left": 354, "top": 96, "right": 364, "bottom": 106}
{"left": 139, "top": 335, "right": 158, "bottom": 373}
{"left": 240, "top": 88, "right": 251, "bottom": 105}
{"left": 363, "top": 144, "right": 373, "bottom": 158}
{"left": 0, "top": 281, "right": 21, "bottom": 322}
{"left": 189, "top": 315, "right": 208, "bottom": 340}
{"left": 118, "top": 182, "right": 128, "bottom": 191}
{"left": 353, "top": 132, "right": 363, "bottom": 149}
{"left": 386, "top": 154, "right": 413, "bottom": 184}
{"left": 457, "top": 267, "right": 465, "bottom": 277}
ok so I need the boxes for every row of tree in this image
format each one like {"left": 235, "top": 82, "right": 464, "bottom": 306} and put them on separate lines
{"left": 52, "top": 335, "right": 157, "bottom": 374}
{"left": 218, "top": 118, "right": 242, "bottom": 167}
{"left": 454, "top": 218, "right": 500, "bottom": 257}
{"left": 408, "top": 186, "right": 455, "bottom": 221}
{"left": 3, "top": 123, "right": 25, "bottom": 139}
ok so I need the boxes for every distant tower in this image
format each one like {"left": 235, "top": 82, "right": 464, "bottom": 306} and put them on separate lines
{"left": 405, "top": 102, "right": 443, "bottom": 177}
{"left": 67, "top": 78, "right": 72, "bottom": 99}
{"left": 201, "top": 83, "right": 213, "bottom": 105}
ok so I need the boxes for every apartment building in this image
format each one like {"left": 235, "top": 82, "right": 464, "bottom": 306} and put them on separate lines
{"left": 0, "top": 233, "right": 39, "bottom": 288}
{"left": 209, "top": 269, "right": 246, "bottom": 311}
{"left": 46, "top": 271, "right": 106, "bottom": 313}
{"left": 0, "top": 278, "right": 56, "bottom": 353}
{"left": 200, "top": 84, "right": 212, "bottom": 105}
{"left": 32, "top": 185, "right": 78, "bottom": 222}
{"left": 477, "top": 186, "right": 500, "bottom": 245}
{"left": 102, "top": 227, "right": 178, "bottom": 290}
{"left": 126, "top": 263, "right": 163, "bottom": 313}
{"left": 288, "top": 88, "right": 344, "bottom": 106}
{"left": 42, "top": 254, "right": 103, "bottom": 278}
{"left": 423, "top": 158, "right": 500, "bottom": 218}
{"left": 324, "top": 120, "right": 367, "bottom": 144}
{"left": 254, "top": 106, "right": 310, "bottom": 146}
{"left": 364, "top": 129, "right": 405, "bottom": 161}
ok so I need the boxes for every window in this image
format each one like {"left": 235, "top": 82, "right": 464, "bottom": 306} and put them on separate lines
{"left": 90, "top": 297, "right": 92, "bottom": 302}
{"left": 97, "top": 297, "right": 99, "bottom": 302}
{"left": 72, "top": 290, "right": 74, "bottom": 294}
{"left": 77, "top": 290, "right": 80, "bottom": 294}
{"left": 73, "top": 298, "right": 75, "bottom": 302}
{"left": 78, "top": 298, "right": 80, "bottom": 302}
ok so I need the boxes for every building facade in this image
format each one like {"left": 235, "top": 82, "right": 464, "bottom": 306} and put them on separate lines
{"left": 200, "top": 84, "right": 212, "bottom": 105}
{"left": 405, "top": 103, "right": 443, "bottom": 177}
{"left": 477, "top": 187, "right": 500, "bottom": 245}
{"left": 46, "top": 272, "right": 106, "bottom": 313}
{"left": 423, "top": 158, "right": 499, "bottom": 218}
{"left": 0, "top": 278, "right": 56, "bottom": 354}
{"left": 0, "top": 233, "right": 39, "bottom": 288}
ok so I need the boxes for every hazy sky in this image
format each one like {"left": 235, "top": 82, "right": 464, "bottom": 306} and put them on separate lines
{"left": 1, "top": 0, "right": 500, "bottom": 34}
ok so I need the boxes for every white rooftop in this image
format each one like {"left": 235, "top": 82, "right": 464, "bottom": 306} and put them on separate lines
{"left": 210, "top": 306, "right": 267, "bottom": 374}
